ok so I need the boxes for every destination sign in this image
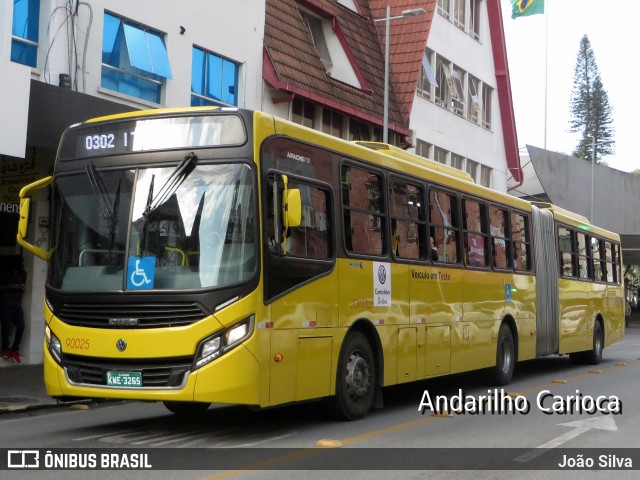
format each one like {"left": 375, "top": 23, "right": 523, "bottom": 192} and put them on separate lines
{"left": 58, "top": 113, "right": 246, "bottom": 160}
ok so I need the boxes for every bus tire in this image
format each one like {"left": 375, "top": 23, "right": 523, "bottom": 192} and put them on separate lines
{"left": 163, "top": 401, "right": 210, "bottom": 416}
{"left": 329, "top": 332, "right": 376, "bottom": 420}
{"left": 584, "top": 320, "right": 604, "bottom": 365}
{"left": 491, "top": 323, "right": 515, "bottom": 386}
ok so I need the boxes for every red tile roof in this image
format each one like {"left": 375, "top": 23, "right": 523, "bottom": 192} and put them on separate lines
{"left": 368, "top": 1, "right": 435, "bottom": 125}
{"left": 264, "top": 0, "right": 435, "bottom": 135}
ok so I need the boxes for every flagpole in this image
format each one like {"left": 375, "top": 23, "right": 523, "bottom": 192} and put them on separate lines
{"left": 543, "top": 0, "right": 548, "bottom": 149}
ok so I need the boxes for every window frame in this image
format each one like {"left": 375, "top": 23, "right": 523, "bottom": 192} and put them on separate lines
{"left": 191, "top": 46, "right": 240, "bottom": 107}
{"left": 510, "top": 210, "right": 532, "bottom": 273}
{"left": 341, "top": 162, "right": 387, "bottom": 258}
{"left": 101, "top": 11, "right": 172, "bottom": 104}
{"left": 388, "top": 176, "right": 427, "bottom": 261}
{"left": 462, "top": 197, "right": 489, "bottom": 268}
{"left": 11, "top": 0, "right": 40, "bottom": 68}
{"left": 428, "top": 187, "right": 461, "bottom": 265}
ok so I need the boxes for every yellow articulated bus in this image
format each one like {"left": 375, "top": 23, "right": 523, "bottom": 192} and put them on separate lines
{"left": 18, "top": 107, "right": 624, "bottom": 419}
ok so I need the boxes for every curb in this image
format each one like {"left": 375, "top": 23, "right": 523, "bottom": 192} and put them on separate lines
{"left": 0, "top": 398, "right": 94, "bottom": 415}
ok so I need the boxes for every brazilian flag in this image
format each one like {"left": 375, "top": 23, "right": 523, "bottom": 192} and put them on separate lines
{"left": 511, "top": 0, "right": 544, "bottom": 19}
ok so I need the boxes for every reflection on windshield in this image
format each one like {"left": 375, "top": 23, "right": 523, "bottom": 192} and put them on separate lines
{"left": 49, "top": 163, "right": 256, "bottom": 292}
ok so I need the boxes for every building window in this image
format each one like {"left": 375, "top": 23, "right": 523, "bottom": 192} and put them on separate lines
{"left": 466, "top": 159, "right": 478, "bottom": 181}
{"left": 292, "top": 98, "right": 316, "bottom": 128}
{"left": 191, "top": 47, "right": 239, "bottom": 107}
{"left": 480, "top": 165, "right": 491, "bottom": 187}
{"left": 435, "top": 56, "right": 453, "bottom": 109}
{"left": 322, "top": 109, "right": 344, "bottom": 138}
{"left": 437, "top": 0, "right": 451, "bottom": 20}
{"left": 416, "top": 139, "right": 431, "bottom": 159}
{"left": 451, "top": 153, "right": 464, "bottom": 170}
{"left": 482, "top": 83, "right": 493, "bottom": 129}
{"left": 301, "top": 12, "right": 332, "bottom": 69}
{"left": 11, "top": 0, "right": 40, "bottom": 68}
{"left": 101, "top": 12, "right": 172, "bottom": 103}
{"left": 467, "top": 75, "right": 481, "bottom": 124}
{"left": 348, "top": 119, "right": 371, "bottom": 141}
{"left": 469, "top": 0, "right": 482, "bottom": 40}
{"left": 453, "top": 0, "right": 466, "bottom": 30}
{"left": 417, "top": 50, "right": 435, "bottom": 100}
{"left": 434, "top": 147, "right": 448, "bottom": 165}
{"left": 451, "top": 65, "right": 466, "bottom": 116}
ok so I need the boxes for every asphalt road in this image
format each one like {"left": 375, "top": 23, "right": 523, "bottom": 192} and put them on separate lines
{"left": 2, "top": 326, "right": 639, "bottom": 480}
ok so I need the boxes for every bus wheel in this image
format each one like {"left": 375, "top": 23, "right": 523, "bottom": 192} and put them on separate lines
{"left": 491, "top": 324, "right": 515, "bottom": 386}
{"left": 584, "top": 321, "right": 604, "bottom": 365}
{"left": 163, "top": 401, "right": 210, "bottom": 416}
{"left": 570, "top": 321, "right": 604, "bottom": 365}
{"left": 330, "top": 332, "right": 376, "bottom": 420}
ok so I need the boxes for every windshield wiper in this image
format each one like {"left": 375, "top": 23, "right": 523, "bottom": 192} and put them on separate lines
{"left": 139, "top": 153, "right": 198, "bottom": 255}
{"left": 86, "top": 162, "right": 115, "bottom": 220}
{"left": 143, "top": 152, "right": 198, "bottom": 219}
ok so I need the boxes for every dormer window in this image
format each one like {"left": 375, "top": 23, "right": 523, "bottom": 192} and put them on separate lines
{"left": 302, "top": 12, "right": 332, "bottom": 69}
{"left": 298, "top": 7, "right": 363, "bottom": 89}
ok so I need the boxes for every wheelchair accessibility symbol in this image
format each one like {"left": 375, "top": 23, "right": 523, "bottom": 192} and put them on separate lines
{"left": 127, "top": 257, "right": 155, "bottom": 290}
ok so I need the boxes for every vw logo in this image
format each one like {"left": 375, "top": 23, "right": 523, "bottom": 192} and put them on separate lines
{"left": 116, "top": 339, "right": 127, "bottom": 352}
{"left": 378, "top": 265, "right": 387, "bottom": 284}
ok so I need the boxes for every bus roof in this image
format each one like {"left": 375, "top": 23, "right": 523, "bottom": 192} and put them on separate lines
{"left": 354, "top": 142, "right": 475, "bottom": 183}
{"left": 83, "top": 106, "right": 225, "bottom": 125}
{"left": 533, "top": 202, "right": 620, "bottom": 240}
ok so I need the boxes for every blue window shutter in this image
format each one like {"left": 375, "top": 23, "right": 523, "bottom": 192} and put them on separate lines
{"left": 222, "top": 59, "right": 238, "bottom": 105}
{"left": 206, "top": 54, "right": 223, "bottom": 101}
{"left": 191, "top": 47, "right": 205, "bottom": 95}
{"left": 12, "top": 0, "right": 40, "bottom": 42}
{"left": 145, "top": 30, "right": 172, "bottom": 79}
{"left": 422, "top": 56, "right": 438, "bottom": 87}
{"left": 102, "top": 13, "right": 121, "bottom": 66}
{"left": 122, "top": 24, "right": 153, "bottom": 73}
{"left": 122, "top": 23, "right": 172, "bottom": 79}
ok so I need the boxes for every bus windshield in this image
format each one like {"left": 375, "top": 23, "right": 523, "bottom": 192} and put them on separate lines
{"left": 48, "top": 162, "right": 256, "bottom": 292}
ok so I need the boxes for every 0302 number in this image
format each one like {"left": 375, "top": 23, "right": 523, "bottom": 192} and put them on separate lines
{"left": 65, "top": 338, "right": 90, "bottom": 350}
{"left": 85, "top": 133, "right": 115, "bottom": 150}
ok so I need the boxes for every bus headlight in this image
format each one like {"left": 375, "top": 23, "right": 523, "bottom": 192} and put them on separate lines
{"left": 194, "top": 315, "right": 255, "bottom": 369}
{"left": 45, "top": 325, "right": 63, "bottom": 365}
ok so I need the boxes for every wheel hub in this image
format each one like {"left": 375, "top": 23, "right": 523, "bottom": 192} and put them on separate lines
{"left": 345, "top": 352, "right": 371, "bottom": 399}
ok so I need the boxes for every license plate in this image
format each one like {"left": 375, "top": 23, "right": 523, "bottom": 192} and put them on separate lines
{"left": 106, "top": 371, "right": 142, "bottom": 387}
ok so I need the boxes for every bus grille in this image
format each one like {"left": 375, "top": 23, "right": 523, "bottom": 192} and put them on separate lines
{"left": 63, "top": 354, "right": 193, "bottom": 388}
{"left": 57, "top": 302, "right": 208, "bottom": 328}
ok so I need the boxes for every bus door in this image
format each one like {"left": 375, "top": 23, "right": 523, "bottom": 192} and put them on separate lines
{"left": 264, "top": 173, "right": 337, "bottom": 405}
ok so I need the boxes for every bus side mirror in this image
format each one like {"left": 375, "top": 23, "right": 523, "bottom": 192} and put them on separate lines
{"left": 17, "top": 176, "right": 53, "bottom": 260}
{"left": 18, "top": 197, "right": 30, "bottom": 239}
{"left": 283, "top": 188, "right": 302, "bottom": 229}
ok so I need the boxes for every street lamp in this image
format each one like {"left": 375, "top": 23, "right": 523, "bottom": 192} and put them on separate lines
{"left": 590, "top": 137, "right": 614, "bottom": 222}
{"left": 374, "top": 6, "right": 426, "bottom": 144}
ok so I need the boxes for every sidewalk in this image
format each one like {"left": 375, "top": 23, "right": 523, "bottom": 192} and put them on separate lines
{"left": 0, "top": 363, "right": 58, "bottom": 413}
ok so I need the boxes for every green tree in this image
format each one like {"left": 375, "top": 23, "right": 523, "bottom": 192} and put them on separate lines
{"left": 568, "top": 35, "right": 614, "bottom": 163}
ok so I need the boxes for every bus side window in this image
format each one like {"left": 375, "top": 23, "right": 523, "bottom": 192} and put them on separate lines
{"left": 558, "top": 227, "right": 576, "bottom": 277}
{"left": 388, "top": 178, "right": 424, "bottom": 260}
{"left": 591, "top": 237, "right": 604, "bottom": 281}
{"left": 511, "top": 211, "right": 531, "bottom": 272}
{"left": 463, "top": 198, "right": 488, "bottom": 267}
{"left": 428, "top": 188, "right": 460, "bottom": 264}
{"left": 489, "top": 205, "right": 510, "bottom": 269}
